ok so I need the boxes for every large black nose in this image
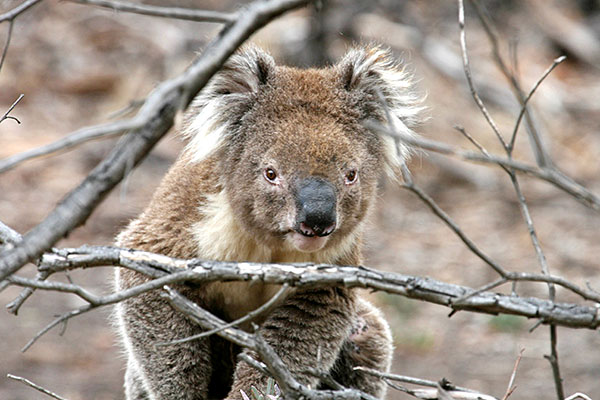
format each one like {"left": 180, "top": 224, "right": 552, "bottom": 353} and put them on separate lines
{"left": 295, "top": 178, "right": 337, "bottom": 237}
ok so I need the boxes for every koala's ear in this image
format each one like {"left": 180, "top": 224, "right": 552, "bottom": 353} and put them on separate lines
{"left": 337, "top": 45, "right": 424, "bottom": 178}
{"left": 207, "top": 46, "right": 275, "bottom": 95}
{"left": 183, "top": 46, "right": 275, "bottom": 163}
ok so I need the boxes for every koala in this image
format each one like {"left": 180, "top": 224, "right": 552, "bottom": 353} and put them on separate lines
{"left": 114, "top": 45, "right": 421, "bottom": 400}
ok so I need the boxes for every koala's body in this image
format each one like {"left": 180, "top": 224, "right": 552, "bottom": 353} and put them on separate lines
{"left": 114, "top": 45, "right": 421, "bottom": 400}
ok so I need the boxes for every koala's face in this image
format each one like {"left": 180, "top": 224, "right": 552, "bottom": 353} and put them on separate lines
{"left": 185, "top": 46, "right": 420, "bottom": 255}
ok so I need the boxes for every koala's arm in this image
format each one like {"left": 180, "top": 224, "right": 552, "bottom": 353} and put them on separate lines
{"left": 328, "top": 297, "right": 393, "bottom": 397}
{"left": 227, "top": 286, "right": 357, "bottom": 398}
{"left": 115, "top": 269, "right": 214, "bottom": 400}
{"left": 114, "top": 162, "right": 232, "bottom": 400}
{"left": 226, "top": 248, "right": 362, "bottom": 398}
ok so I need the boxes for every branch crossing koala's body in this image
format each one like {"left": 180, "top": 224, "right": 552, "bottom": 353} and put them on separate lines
{"left": 114, "top": 45, "right": 422, "bottom": 400}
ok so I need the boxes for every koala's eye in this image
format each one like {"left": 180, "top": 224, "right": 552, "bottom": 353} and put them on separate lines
{"left": 345, "top": 169, "right": 358, "bottom": 185}
{"left": 264, "top": 168, "right": 279, "bottom": 184}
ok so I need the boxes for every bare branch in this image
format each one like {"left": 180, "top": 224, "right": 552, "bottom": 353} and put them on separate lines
{"left": 457, "top": 0, "right": 506, "bottom": 149}
{"left": 6, "top": 246, "right": 600, "bottom": 333}
{"left": 546, "top": 325, "right": 565, "bottom": 400}
{"left": 0, "top": 117, "right": 145, "bottom": 173}
{"left": 564, "top": 393, "right": 593, "bottom": 400}
{"left": 501, "top": 348, "right": 524, "bottom": 400}
{"left": 468, "top": 0, "right": 552, "bottom": 167}
{"left": 0, "top": 20, "right": 14, "bottom": 74}
{"left": 509, "top": 56, "right": 566, "bottom": 152}
{"left": 156, "top": 284, "right": 291, "bottom": 347}
{"left": 400, "top": 167, "right": 507, "bottom": 277}
{"left": 0, "top": 0, "right": 43, "bottom": 22}
{"left": 0, "top": 220, "right": 22, "bottom": 246}
{"left": 368, "top": 121, "right": 600, "bottom": 211}
{"left": 6, "top": 374, "right": 68, "bottom": 400}
{"left": 0, "top": 93, "right": 24, "bottom": 125}
{"left": 354, "top": 367, "right": 490, "bottom": 397}
{"left": 68, "top": 0, "right": 236, "bottom": 23}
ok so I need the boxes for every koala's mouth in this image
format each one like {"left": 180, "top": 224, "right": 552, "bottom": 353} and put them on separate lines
{"left": 288, "top": 231, "right": 331, "bottom": 252}
{"left": 297, "top": 222, "right": 335, "bottom": 238}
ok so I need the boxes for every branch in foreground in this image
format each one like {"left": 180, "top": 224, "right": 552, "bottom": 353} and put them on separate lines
{"left": 7, "top": 246, "right": 600, "bottom": 331}
{"left": 0, "top": 0, "right": 312, "bottom": 282}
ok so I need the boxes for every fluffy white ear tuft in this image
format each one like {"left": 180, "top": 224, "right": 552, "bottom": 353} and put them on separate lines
{"left": 338, "top": 45, "right": 424, "bottom": 179}
{"left": 182, "top": 46, "right": 276, "bottom": 163}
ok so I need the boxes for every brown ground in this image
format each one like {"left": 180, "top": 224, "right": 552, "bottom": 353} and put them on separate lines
{"left": 1, "top": 1, "right": 599, "bottom": 399}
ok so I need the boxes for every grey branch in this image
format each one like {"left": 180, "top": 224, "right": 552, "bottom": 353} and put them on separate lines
{"left": 68, "top": 0, "right": 236, "bottom": 23}
{"left": 6, "top": 374, "right": 68, "bottom": 400}
{"left": 0, "top": 0, "right": 43, "bottom": 22}
{"left": 0, "top": 20, "right": 14, "bottom": 74}
{"left": 0, "top": 93, "right": 23, "bottom": 125}
{"left": 6, "top": 246, "right": 600, "bottom": 332}
{"left": 367, "top": 121, "right": 600, "bottom": 211}
{"left": 468, "top": 0, "right": 552, "bottom": 168}
{"left": 457, "top": 0, "right": 506, "bottom": 149}
{"left": 0, "top": 0, "right": 312, "bottom": 282}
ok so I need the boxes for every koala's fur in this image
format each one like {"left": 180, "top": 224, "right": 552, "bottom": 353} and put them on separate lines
{"left": 114, "top": 45, "right": 421, "bottom": 400}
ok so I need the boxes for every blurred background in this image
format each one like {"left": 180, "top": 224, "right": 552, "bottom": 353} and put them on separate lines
{"left": 1, "top": 0, "right": 599, "bottom": 398}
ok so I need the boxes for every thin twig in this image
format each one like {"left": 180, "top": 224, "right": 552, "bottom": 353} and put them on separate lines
{"left": 501, "top": 348, "right": 524, "bottom": 400}
{"left": 452, "top": 277, "right": 508, "bottom": 305}
{"left": 0, "top": 93, "right": 24, "bottom": 125}
{"left": 156, "top": 284, "right": 290, "bottom": 346}
{"left": 460, "top": 3, "right": 566, "bottom": 397}
{"left": 0, "top": 116, "right": 143, "bottom": 173}
{"left": 457, "top": 0, "right": 507, "bottom": 149}
{"left": 368, "top": 121, "right": 600, "bottom": 211}
{"left": 509, "top": 56, "right": 566, "bottom": 152}
{"left": 0, "top": 20, "right": 14, "bottom": 74}
{"left": 469, "top": 0, "right": 552, "bottom": 167}
{"left": 564, "top": 393, "right": 592, "bottom": 400}
{"left": 69, "top": 0, "right": 236, "bottom": 23}
{"left": 453, "top": 125, "right": 490, "bottom": 156}
{"left": 6, "top": 374, "right": 68, "bottom": 400}
{"left": 355, "top": 367, "right": 498, "bottom": 400}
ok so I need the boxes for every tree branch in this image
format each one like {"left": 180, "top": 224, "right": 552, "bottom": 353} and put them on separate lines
{"left": 6, "top": 374, "right": 68, "bottom": 400}
{"left": 0, "top": 0, "right": 43, "bottom": 22}
{"left": 68, "top": 0, "right": 236, "bottom": 23}
{"left": 5, "top": 246, "right": 600, "bottom": 335}
{"left": 0, "top": 93, "right": 23, "bottom": 125}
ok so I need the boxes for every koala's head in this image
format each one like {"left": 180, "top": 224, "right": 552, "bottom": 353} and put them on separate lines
{"left": 183, "top": 45, "right": 421, "bottom": 255}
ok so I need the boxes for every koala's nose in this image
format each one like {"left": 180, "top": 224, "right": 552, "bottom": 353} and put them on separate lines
{"left": 295, "top": 178, "right": 337, "bottom": 238}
